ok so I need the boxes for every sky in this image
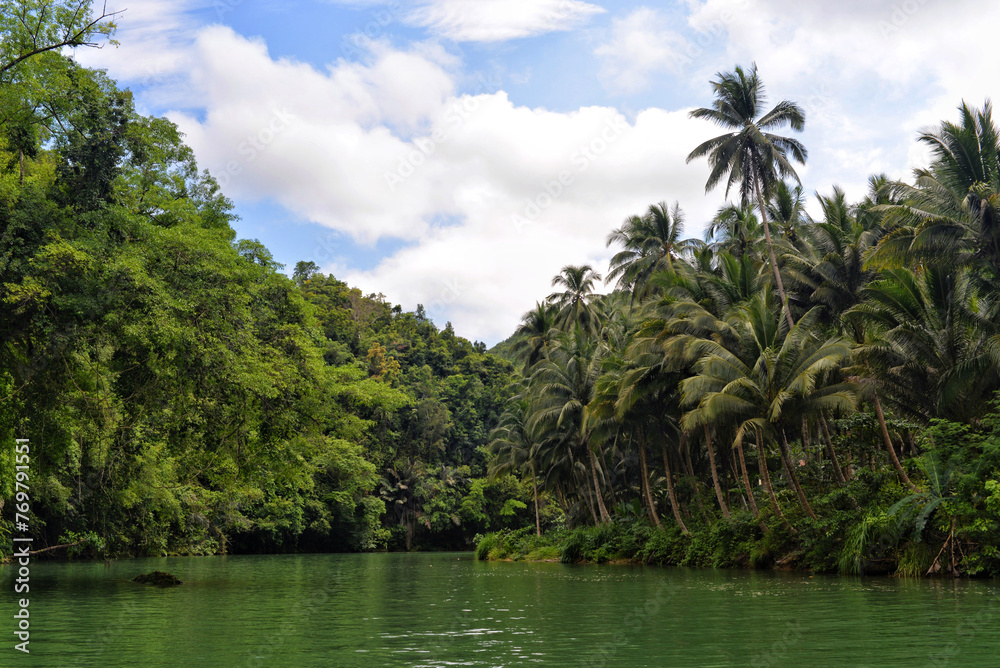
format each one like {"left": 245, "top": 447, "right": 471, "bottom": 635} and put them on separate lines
{"left": 75, "top": 0, "right": 1000, "bottom": 345}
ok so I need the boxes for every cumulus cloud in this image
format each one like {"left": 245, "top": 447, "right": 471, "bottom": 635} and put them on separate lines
{"left": 155, "top": 27, "right": 720, "bottom": 341}
{"left": 594, "top": 8, "right": 689, "bottom": 94}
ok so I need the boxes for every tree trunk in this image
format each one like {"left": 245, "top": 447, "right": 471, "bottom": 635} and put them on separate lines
{"left": 756, "top": 429, "right": 791, "bottom": 528}
{"left": 589, "top": 450, "right": 611, "bottom": 523}
{"left": 735, "top": 437, "right": 760, "bottom": 519}
{"left": 819, "top": 412, "right": 847, "bottom": 485}
{"left": 755, "top": 179, "right": 795, "bottom": 329}
{"left": 584, "top": 477, "right": 599, "bottom": 525}
{"left": 19, "top": 148, "right": 24, "bottom": 186}
{"left": 638, "top": 441, "right": 662, "bottom": 528}
{"left": 704, "top": 425, "right": 731, "bottom": 519}
{"left": 778, "top": 428, "right": 817, "bottom": 520}
{"left": 873, "top": 393, "right": 917, "bottom": 491}
{"left": 556, "top": 481, "right": 569, "bottom": 514}
{"left": 532, "top": 468, "right": 542, "bottom": 537}
{"left": 661, "top": 441, "right": 689, "bottom": 533}
{"left": 801, "top": 417, "right": 812, "bottom": 463}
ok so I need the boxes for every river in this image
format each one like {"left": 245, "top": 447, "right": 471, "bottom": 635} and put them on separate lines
{"left": 2, "top": 552, "right": 999, "bottom": 666}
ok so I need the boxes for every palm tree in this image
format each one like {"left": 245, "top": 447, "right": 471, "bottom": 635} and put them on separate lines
{"left": 766, "top": 180, "right": 809, "bottom": 244}
{"left": 488, "top": 389, "right": 544, "bottom": 536}
{"left": 606, "top": 201, "right": 696, "bottom": 300}
{"left": 512, "top": 301, "right": 559, "bottom": 372}
{"left": 847, "top": 267, "right": 1000, "bottom": 424}
{"left": 680, "top": 294, "right": 856, "bottom": 522}
{"left": 548, "top": 265, "right": 604, "bottom": 334}
{"left": 528, "top": 329, "right": 610, "bottom": 522}
{"left": 870, "top": 101, "right": 1000, "bottom": 280}
{"left": 706, "top": 203, "right": 763, "bottom": 259}
{"left": 687, "top": 63, "right": 807, "bottom": 329}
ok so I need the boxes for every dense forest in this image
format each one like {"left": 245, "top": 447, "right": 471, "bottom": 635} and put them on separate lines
{"left": 479, "top": 67, "right": 1000, "bottom": 577}
{"left": 0, "top": 1, "right": 533, "bottom": 560}
{"left": 4, "top": 2, "right": 1000, "bottom": 580}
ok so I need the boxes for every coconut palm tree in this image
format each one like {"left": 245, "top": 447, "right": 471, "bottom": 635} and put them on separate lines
{"left": 488, "top": 388, "right": 545, "bottom": 536}
{"left": 548, "top": 265, "right": 604, "bottom": 335}
{"left": 706, "top": 203, "right": 764, "bottom": 259}
{"left": 680, "top": 294, "right": 856, "bottom": 522}
{"left": 606, "top": 201, "right": 697, "bottom": 300}
{"left": 528, "top": 328, "right": 610, "bottom": 522}
{"left": 870, "top": 101, "right": 1000, "bottom": 280}
{"left": 512, "top": 301, "right": 559, "bottom": 372}
{"left": 687, "top": 63, "right": 807, "bottom": 329}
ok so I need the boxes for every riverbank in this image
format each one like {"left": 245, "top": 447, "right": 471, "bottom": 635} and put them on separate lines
{"left": 474, "top": 502, "right": 980, "bottom": 577}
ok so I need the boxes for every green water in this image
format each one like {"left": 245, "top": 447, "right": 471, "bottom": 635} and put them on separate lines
{"left": 2, "top": 552, "right": 999, "bottom": 667}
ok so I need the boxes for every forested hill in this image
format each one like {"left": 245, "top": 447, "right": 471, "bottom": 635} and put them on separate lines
{"left": 0, "top": 21, "right": 533, "bottom": 558}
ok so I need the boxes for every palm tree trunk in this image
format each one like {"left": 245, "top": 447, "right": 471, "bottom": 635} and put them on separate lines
{"left": 584, "top": 478, "right": 599, "bottom": 525}
{"left": 704, "top": 426, "right": 731, "bottom": 519}
{"left": 756, "top": 429, "right": 791, "bottom": 527}
{"left": 873, "top": 393, "right": 917, "bottom": 491}
{"left": 735, "top": 437, "right": 759, "bottom": 518}
{"left": 532, "top": 467, "right": 542, "bottom": 537}
{"left": 683, "top": 434, "right": 696, "bottom": 478}
{"left": 660, "top": 441, "right": 689, "bottom": 533}
{"left": 778, "top": 428, "right": 817, "bottom": 520}
{"left": 556, "top": 480, "right": 569, "bottom": 514}
{"left": 755, "top": 179, "right": 795, "bottom": 329}
{"left": 589, "top": 450, "right": 611, "bottom": 523}
{"left": 638, "top": 441, "right": 662, "bottom": 528}
{"left": 819, "top": 412, "right": 847, "bottom": 485}
{"left": 801, "top": 417, "right": 812, "bottom": 463}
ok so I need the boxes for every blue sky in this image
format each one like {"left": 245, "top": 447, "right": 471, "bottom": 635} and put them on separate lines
{"left": 78, "top": 0, "right": 1000, "bottom": 344}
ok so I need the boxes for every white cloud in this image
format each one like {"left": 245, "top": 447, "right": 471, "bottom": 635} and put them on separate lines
{"left": 74, "top": 0, "right": 197, "bottom": 105}
{"left": 328, "top": 0, "right": 604, "bottom": 42}
{"left": 407, "top": 0, "right": 605, "bottom": 42}
{"left": 154, "top": 27, "right": 720, "bottom": 341}
{"left": 594, "top": 8, "right": 688, "bottom": 94}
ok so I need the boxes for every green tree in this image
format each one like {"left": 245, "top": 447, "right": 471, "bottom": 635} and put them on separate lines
{"left": 687, "top": 63, "right": 807, "bottom": 328}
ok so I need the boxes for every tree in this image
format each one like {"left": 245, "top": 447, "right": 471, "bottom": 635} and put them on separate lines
{"left": 687, "top": 63, "right": 807, "bottom": 329}
{"left": 0, "top": 0, "right": 121, "bottom": 77}
{"left": 680, "top": 295, "right": 856, "bottom": 522}
{"left": 606, "top": 201, "right": 696, "bottom": 300}
{"left": 547, "top": 264, "right": 604, "bottom": 335}
{"left": 293, "top": 260, "right": 320, "bottom": 285}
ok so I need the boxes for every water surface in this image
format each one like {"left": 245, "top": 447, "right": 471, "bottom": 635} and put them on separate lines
{"left": 2, "top": 552, "right": 998, "bottom": 666}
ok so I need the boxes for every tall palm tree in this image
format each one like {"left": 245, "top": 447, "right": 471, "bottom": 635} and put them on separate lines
{"left": 706, "top": 203, "right": 763, "bottom": 259}
{"left": 528, "top": 329, "right": 610, "bottom": 522}
{"left": 606, "top": 201, "right": 696, "bottom": 300}
{"left": 488, "top": 388, "right": 544, "bottom": 536}
{"left": 680, "top": 294, "right": 856, "bottom": 522}
{"left": 687, "top": 63, "right": 807, "bottom": 329}
{"left": 512, "top": 301, "right": 559, "bottom": 372}
{"left": 870, "top": 101, "right": 1000, "bottom": 280}
{"left": 548, "top": 265, "right": 604, "bottom": 334}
